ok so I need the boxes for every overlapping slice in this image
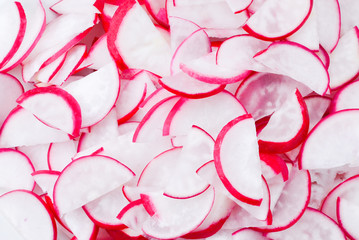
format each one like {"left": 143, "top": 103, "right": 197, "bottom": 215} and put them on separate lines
{"left": 214, "top": 114, "right": 263, "bottom": 205}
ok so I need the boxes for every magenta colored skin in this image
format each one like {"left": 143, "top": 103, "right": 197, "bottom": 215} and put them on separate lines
{"left": 214, "top": 113, "right": 263, "bottom": 206}
{"left": 144, "top": 0, "right": 169, "bottom": 28}
{"left": 254, "top": 40, "right": 330, "bottom": 95}
{"left": 329, "top": 80, "right": 359, "bottom": 113}
{"left": 258, "top": 90, "right": 310, "bottom": 154}
{"left": 0, "top": 2, "right": 26, "bottom": 69}
{"left": 0, "top": 189, "right": 58, "bottom": 240}
{"left": 16, "top": 86, "right": 82, "bottom": 138}
{"left": 242, "top": 0, "right": 313, "bottom": 41}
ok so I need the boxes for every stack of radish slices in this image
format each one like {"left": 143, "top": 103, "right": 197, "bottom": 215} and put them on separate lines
{"left": 2, "top": 0, "right": 359, "bottom": 239}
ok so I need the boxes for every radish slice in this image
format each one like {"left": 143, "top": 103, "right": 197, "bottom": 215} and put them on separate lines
{"left": 64, "top": 62, "right": 120, "bottom": 128}
{"left": 0, "top": 2, "right": 24, "bottom": 68}
{"left": 254, "top": 41, "right": 329, "bottom": 95}
{"left": 144, "top": 0, "right": 169, "bottom": 28}
{"left": 117, "top": 200, "right": 149, "bottom": 234}
{"left": 0, "top": 190, "right": 56, "bottom": 240}
{"left": 0, "top": 107, "right": 71, "bottom": 148}
{"left": 315, "top": 0, "right": 341, "bottom": 53}
{"left": 34, "top": 52, "right": 66, "bottom": 83}
{"left": 337, "top": 197, "right": 359, "bottom": 239}
{"left": 232, "top": 228, "right": 267, "bottom": 240}
{"left": 0, "top": 0, "right": 46, "bottom": 72}
{"left": 0, "top": 73, "right": 24, "bottom": 126}
{"left": 83, "top": 186, "right": 129, "bottom": 229}
{"left": 18, "top": 144, "right": 51, "bottom": 171}
{"left": 32, "top": 170, "right": 61, "bottom": 197}
{"left": 50, "top": 0, "right": 100, "bottom": 15}
{"left": 299, "top": 110, "right": 359, "bottom": 169}
{"left": 338, "top": 0, "right": 359, "bottom": 35}
{"left": 321, "top": 174, "right": 359, "bottom": 221}
{"left": 107, "top": 0, "right": 171, "bottom": 76}
{"left": 328, "top": 27, "right": 359, "bottom": 90}
{"left": 62, "top": 208, "right": 99, "bottom": 240}
{"left": 255, "top": 167, "right": 310, "bottom": 232}
{"left": 225, "top": 0, "right": 253, "bottom": 13}
{"left": 331, "top": 80, "right": 359, "bottom": 112}
{"left": 17, "top": 86, "right": 82, "bottom": 137}
{"left": 141, "top": 187, "right": 215, "bottom": 239}
{"left": 164, "top": 91, "right": 247, "bottom": 138}
{"left": 266, "top": 208, "right": 346, "bottom": 240}
{"left": 258, "top": 90, "right": 309, "bottom": 153}
{"left": 53, "top": 155, "right": 135, "bottom": 216}
{"left": 243, "top": 0, "right": 313, "bottom": 40}
{"left": 47, "top": 141, "right": 76, "bottom": 171}
{"left": 214, "top": 114, "right": 263, "bottom": 205}
{"left": 235, "top": 73, "right": 312, "bottom": 120}
{"left": 169, "top": 16, "right": 201, "bottom": 51}
{"left": 0, "top": 149, "right": 35, "bottom": 195}
{"left": 22, "top": 12, "right": 96, "bottom": 82}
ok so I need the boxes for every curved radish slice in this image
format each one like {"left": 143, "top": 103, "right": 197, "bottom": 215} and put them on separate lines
{"left": 232, "top": 228, "right": 268, "bottom": 240}
{"left": 133, "top": 96, "right": 180, "bottom": 142}
{"left": 328, "top": 27, "right": 359, "bottom": 89}
{"left": 0, "top": 190, "right": 56, "bottom": 240}
{"left": 53, "top": 155, "right": 135, "bottom": 216}
{"left": 17, "top": 86, "right": 82, "bottom": 137}
{"left": 243, "top": 0, "right": 312, "bottom": 40}
{"left": 316, "top": 45, "right": 330, "bottom": 69}
{"left": 64, "top": 62, "right": 120, "bottom": 128}
{"left": 116, "top": 71, "right": 157, "bottom": 124}
{"left": 0, "top": 149, "right": 35, "bottom": 195}
{"left": 170, "top": 29, "right": 210, "bottom": 75}
{"left": 337, "top": 197, "right": 359, "bottom": 239}
{"left": 34, "top": 52, "right": 67, "bottom": 83}
{"left": 0, "top": 73, "right": 24, "bottom": 126}
{"left": 216, "top": 34, "right": 271, "bottom": 73}
{"left": 266, "top": 208, "right": 346, "bottom": 240}
{"left": 235, "top": 73, "right": 312, "bottom": 120}
{"left": 255, "top": 168, "right": 311, "bottom": 232}
{"left": 331, "top": 80, "right": 359, "bottom": 112}
{"left": 22, "top": 12, "right": 96, "bottom": 82}
{"left": 315, "top": 0, "right": 340, "bottom": 53}
{"left": 137, "top": 147, "right": 182, "bottom": 190}
{"left": 50, "top": 0, "right": 99, "bottom": 14}
{"left": 18, "top": 144, "right": 51, "bottom": 171}
{"left": 180, "top": 52, "right": 252, "bottom": 84}
{"left": 225, "top": 0, "right": 253, "bottom": 13}
{"left": 168, "top": 16, "right": 201, "bottom": 51}
{"left": 78, "top": 35, "right": 112, "bottom": 71}
{"left": 47, "top": 141, "right": 76, "bottom": 171}
{"left": 0, "top": 0, "right": 46, "bottom": 72}
{"left": 164, "top": 91, "right": 247, "bottom": 138}
{"left": 214, "top": 114, "right": 263, "bottom": 205}
{"left": 167, "top": 1, "right": 248, "bottom": 29}
{"left": 107, "top": 0, "right": 171, "bottom": 76}
{"left": 260, "top": 153, "right": 289, "bottom": 181}
{"left": 159, "top": 71, "right": 225, "bottom": 99}
{"left": 299, "top": 110, "right": 359, "bottom": 169}
{"left": 83, "top": 187, "right": 129, "bottom": 229}
{"left": 0, "top": 2, "right": 24, "bottom": 68}
{"left": 338, "top": 0, "right": 359, "bottom": 35}
{"left": 0, "top": 107, "right": 71, "bottom": 148}
{"left": 50, "top": 44, "right": 87, "bottom": 86}
{"left": 141, "top": 187, "right": 215, "bottom": 239}
{"left": 32, "top": 170, "right": 60, "bottom": 197}
{"left": 320, "top": 174, "right": 359, "bottom": 221}
{"left": 117, "top": 200, "right": 149, "bottom": 233}
{"left": 258, "top": 90, "right": 309, "bottom": 153}
{"left": 254, "top": 41, "right": 329, "bottom": 95}
{"left": 144, "top": 0, "right": 168, "bottom": 28}
{"left": 62, "top": 208, "right": 98, "bottom": 240}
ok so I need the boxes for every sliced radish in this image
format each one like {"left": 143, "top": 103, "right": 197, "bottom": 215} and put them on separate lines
{"left": 235, "top": 72, "right": 312, "bottom": 120}
{"left": 50, "top": 0, "right": 100, "bottom": 15}
{"left": 62, "top": 208, "right": 99, "bottom": 240}
{"left": 331, "top": 80, "right": 359, "bottom": 112}
{"left": 338, "top": 0, "right": 359, "bottom": 35}
{"left": 328, "top": 27, "right": 359, "bottom": 90}
{"left": 0, "top": 107, "right": 71, "bottom": 148}
{"left": 0, "top": 0, "right": 46, "bottom": 72}
{"left": 0, "top": 190, "right": 56, "bottom": 240}
{"left": 141, "top": 186, "right": 215, "bottom": 239}
{"left": 168, "top": 16, "right": 201, "bottom": 51}
{"left": 243, "top": 0, "right": 312, "bottom": 40}
{"left": 225, "top": 0, "right": 253, "bottom": 13}
{"left": 164, "top": 91, "right": 247, "bottom": 138}
{"left": 64, "top": 62, "right": 120, "bottom": 128}
{"left": 17, "top": 86, "right": 82, "bottom": 137}
{"left": 18, "top": 144, "right": 51, "bottom": 171}
{"left": 258, "top": 89, "right": 309, "bottom": 153}
{"left": 53, "top": 155, "right": 135, "bottom": 216}
{"left": 232, "top": 228, "right": 268, "bottom": 240}
{"left": 299, "top": 110, "right": 359, "bottom": 169}
{"left": 107, "top": 0, "right": 171, "bottom": 76}
{"left": 117, "top": 199, "right": 149, "bottom": 234}
{"left": 47, "top": 141, "right": 76, "bottom": 171}
{"left": 315, "top": 0, "right": 341, "bottom": 53}
{"left": 266, "top": 207, "right": 346, "bottom": 240}
{"left": 214, "top": 114, "right": 263, "bottom": 205}
{"left": 0, "top": 149, "right": 35, "bottom": 195}
{"left": 34, "top": 52, "right": 67, "bottom": 83}
{"left": 254, "top": 41, "right": 329, "bottom": 95}
{"left": 144, "top": 0, "right": 169, "bottom": 28}
{"left": 337, "top": 197, "right": 359, "bottom": 239}
{"left": 0, "top": 73, "right": 24, "bottom": 126}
